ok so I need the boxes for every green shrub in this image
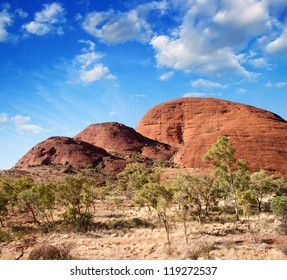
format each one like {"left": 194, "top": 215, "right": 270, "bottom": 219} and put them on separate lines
{"left": 271, "top": 196, "right": 287, "bottom": 225}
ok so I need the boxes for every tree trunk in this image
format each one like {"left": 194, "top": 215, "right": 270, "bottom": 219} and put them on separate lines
{"left": 230, "top": 182, "right": 240, "bottom": 221}
{"left": 182, "top": 211, "right": 189, "bottom": 245}
{"left": 257, "top": 198, "right": 262, "bottom": 213}
{"left": 28, "top": 204, "right": 41, "bottom": 224}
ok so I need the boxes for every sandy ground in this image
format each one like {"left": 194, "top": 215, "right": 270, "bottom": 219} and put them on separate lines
{"left": 1, "top": 203, "right": 287, "bottom": 260}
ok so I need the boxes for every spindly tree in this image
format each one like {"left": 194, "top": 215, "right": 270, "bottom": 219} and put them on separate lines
{"left": 133, "top": 181, "right": 174, "bottom": 246}
{"left": 202, "top": 135, "right": 250, "bottom": 221}
{"left": 172, "top": 173, "right": 219, "bottom": 244}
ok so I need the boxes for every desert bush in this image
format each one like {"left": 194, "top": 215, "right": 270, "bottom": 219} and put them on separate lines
{"left": 28, "top": 243, "right": 74, "bottom": 260}
{"left": 0, "top": 230, "right": 10, "bottom": 242}
{"left": 250, "top": 170, "right": 276, "bottom": 212}
{"left": 0, "top": 180, "right": 9, "bottom": 227}
{"left": 32, "top": 182, "right": 56, "bottom": 225}
{"left": 56, "top": 175, "right": 98, "bottom": 231}
{"left": 236, "top": 189, "right": 256, "bottom": 218}
{"left": 271, "top": 196, "right": 287, "bottom": 233}
{"left": 117, "top": 163, "right": 160, "bottom": 197}
{"left": 274, "top": 177, "right": 287, "bottom": 196}
{"left": 187, "top": 242, "right": 216, "bottom": 260}
{"left": 271, "top": 196, "right": 287, "bottom": 222}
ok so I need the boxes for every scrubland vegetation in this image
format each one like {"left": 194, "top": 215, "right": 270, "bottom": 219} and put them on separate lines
{"left": 1, "top": 136, "right": 287, "bottom": 260}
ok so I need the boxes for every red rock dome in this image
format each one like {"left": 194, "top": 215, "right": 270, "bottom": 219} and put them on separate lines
{"left": 15, "top": 136, "right": 109, "bottom": 169}
{"left": 136, "top": 98, "right": 287, "bottom": 176}
{"left": 74, "top": 122, "right": 174, "bottom": 161}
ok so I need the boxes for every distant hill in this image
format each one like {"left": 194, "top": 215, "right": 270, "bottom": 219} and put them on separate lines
{"left": 13, "top": 97, "right": 287, "bottom": 178}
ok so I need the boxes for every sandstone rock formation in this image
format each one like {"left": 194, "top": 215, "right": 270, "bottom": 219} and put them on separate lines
{"left": 14, "top": 98, "right": 287, "bottom": 177}
{"left": 15, "top": 136, "right": 110, "bottom": 169}
{"left": 136, "top": 97, "right": 287, "bottom": 176}
{"left": 74, "top": 122, "right": 174, "bottom": 161}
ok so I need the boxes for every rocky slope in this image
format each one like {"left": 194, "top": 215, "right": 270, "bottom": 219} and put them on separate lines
{"left": 136, "top": 98, "right": 287, "bottom": 176}
{"left": 15, "top": 136, "right": 110, "bottom": 169}
{"left": 74, "top": 122, "right": 174, "bottom": 161}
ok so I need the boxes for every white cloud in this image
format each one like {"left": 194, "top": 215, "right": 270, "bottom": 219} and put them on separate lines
{"left": 109, "top": 111, "right": 115, "bottom": 117}
{"left": 80, "top": 64, "right": 109, "bottom": 83}
{"left": 72, "top": 40, "right": 114, "bottom": 84}
{"left": 75, "top": 52, "right": 102, "bottom": 69}
{"left": 0, "top": 113, "right": 8, "bottom": 123}
{"left": 151, "top": 35, "right": 254, "bottom": 78}
{"left": 15, "top": 8, "right": 28, "bottom": 19}
{"left": 191, "top": 79, "right": 225, "bottom": 89}
{"left": 183, "top": 92, "right": 205, "bottom": 98}
{"left": 265, "top": 81, "right": 286, "bottom": 88}
{"left": 23, "top": 2, "right": 65, "bottom": 36}
{"left": 213, "top": 1, "right": 268, "bottom": 37}
{"left": 0, "top": 5, "right": 13, "bottom": 42}
{"left": 266, "top": 28, "right": 287, "bottom": 55}
{"left": 134, "top": 93, "right": 147, "bottom": 98}
{"left": 150, "top": 0, "right": 273, "bottom": 78}
{"left": 276, "top": 82, "right": 286, "bottom": 88}
{"left": 11, "top": 115, "right": 47, "bottom": 134}
{"left": 160, "top": 71, "right": 174, "bottom": 81}
{"left": 265, "top": 81, "right": 273, "bottom": 88}
{"left": 249, "top": 57, "right": 271, "bottom": 70}
{"left": 236, "top": 88, "right": 247, "bottom": 94}
{"left": 78, "top": 39, "right": 96, "bottom": 52}
{"left": 74, "top": 13, "right": 83, "bottom": 22}
{"left": 34, "top": 3, "right": 65, "bottom": 24}
{"left": 24, "top": 21, "right": 51, "bottom": 36}
{"left": 82, "top": 1, "right": 167, "bottom": 44}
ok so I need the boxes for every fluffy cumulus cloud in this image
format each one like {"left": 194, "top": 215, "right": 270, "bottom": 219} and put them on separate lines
{"left": 82, "top": 0, "right": 167, "bottom": 43}
{"left": 0, "top": 4, "right": 13, "bottom": 42}
{"left": 73, "top": 40, "right": 115, "bottom": 84}
{"left": 23, "top": 2, "right": 65, "bottom": 36}
{"left": 150, "top": 0, "right": 287, "bottom": 78}
{"left": 11, "top": 115, "right": 47, "bottom": 134}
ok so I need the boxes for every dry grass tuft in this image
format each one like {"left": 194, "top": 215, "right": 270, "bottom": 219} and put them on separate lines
{"left": 28, "top": 243, "right": 74, "bottom": 260}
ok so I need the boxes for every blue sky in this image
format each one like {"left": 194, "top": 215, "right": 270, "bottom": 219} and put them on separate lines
{"left": 0, "top": 0, "right": 287, "bottom": 169}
